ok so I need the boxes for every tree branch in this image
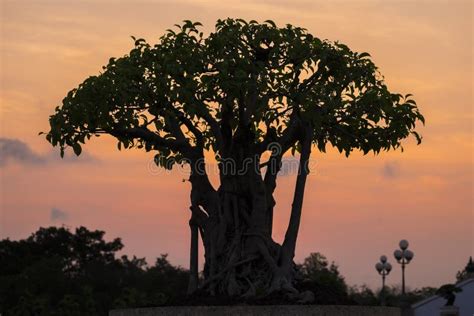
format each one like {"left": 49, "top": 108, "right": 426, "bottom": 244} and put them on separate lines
{"left": 280, "top": 124, "right": 312, "bottom": 269}
{"left": 109, "top": 126, "right": 190, "bottom": 154}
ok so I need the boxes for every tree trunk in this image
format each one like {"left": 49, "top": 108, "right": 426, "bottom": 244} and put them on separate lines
{"left": 187, "top": 218, "right": 199, "bottom": 294}
{"left": 186, "top": 125, "right": 311, "bottom": 298}
{"left": 282, "top": 131, "right": 311, "bottom": 266}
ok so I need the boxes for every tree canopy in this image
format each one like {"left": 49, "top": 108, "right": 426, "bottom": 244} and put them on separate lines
{"left": 45, "top": 18, "right": 424, "bottom": 163}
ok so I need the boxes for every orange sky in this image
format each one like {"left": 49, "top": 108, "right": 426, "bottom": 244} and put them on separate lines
{"left": 1, "top": 0, "right": 473, "bottom": 290}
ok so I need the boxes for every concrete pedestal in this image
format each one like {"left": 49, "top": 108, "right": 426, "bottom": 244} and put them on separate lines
{"left": 439, "top": 306, "right": 460, "bottom": 316}
{"left": 110, "top": 305, "right": 402, "bottom": 316}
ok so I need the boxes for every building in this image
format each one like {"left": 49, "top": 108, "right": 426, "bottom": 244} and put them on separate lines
{"left": 411, "top": 257, "right": 474, "bottom": 316}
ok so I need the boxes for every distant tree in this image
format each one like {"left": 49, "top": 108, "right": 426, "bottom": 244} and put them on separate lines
{"left": 44, "top": 18, "right": 424, "bottom": 296}
{"left": 347, "top": 283, "right": 437, "bottom": 307}
{"left": 456, "top": 256, "right": 474, "bottom": 282}
{"left": 0, "top": 226, "right": 188, "bottom": 315}
{"left": 0, "top": 226, "right": 124, "bottom": 315}
{"left": 296, "top": 252, "right": 350, "bottom": 304}
{"left": 348, "top": 285, "right": 378, "bottom": 306}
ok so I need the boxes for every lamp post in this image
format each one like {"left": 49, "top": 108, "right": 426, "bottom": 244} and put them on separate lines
{"left": 394, "top": 239, "right": 414, "bottom": 296}
{"left": 375, "top": 255, "right": 392, "bottom": 306}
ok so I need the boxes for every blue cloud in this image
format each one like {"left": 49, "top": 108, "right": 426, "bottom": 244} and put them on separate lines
{"left": 0, "top": 138, "right": 45, "bottom": 166}
{"left": 382, "top": 161, "right": 400, "bottom": 178}
{"left": 0, "top": 137, "right": 98, "bottom": 167}
{"left": 50, "top": 207, "right": 69, "bottom": 221}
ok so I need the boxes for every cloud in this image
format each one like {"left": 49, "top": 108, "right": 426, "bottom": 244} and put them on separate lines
{"left": 50, "top": 207, "right": 69, "bottom": 221}
{"left": 382, "top": 161, "right": 400, "bottom": 179}
{"left": 0, "top": 138, "right": 45, "bottom": 166}
{"left": 0, "top": 137, "right": 98, "bottom": 168}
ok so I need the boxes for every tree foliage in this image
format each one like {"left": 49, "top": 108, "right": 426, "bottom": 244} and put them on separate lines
{"left": 296, "top": 252, "right": 350, "bottom": 304}
{"left": 456, "top": 256, "right": 474, "bottom": 282}
{"left": 0, "top": 227, "right": 188, "bottom": 316}
{"left": 45, "top": 18, "right": 424, "bottom": 160}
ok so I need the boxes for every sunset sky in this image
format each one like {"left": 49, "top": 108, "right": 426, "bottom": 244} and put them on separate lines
{"left": 1, "top": 0, "right": 472, "bottom": 291}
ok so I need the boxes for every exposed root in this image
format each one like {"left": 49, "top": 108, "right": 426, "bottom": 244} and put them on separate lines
{"left": 241, "top": 277, "right": 256, "bottom": 297}
{"left": 199, "top": 255, "right": 259, "bottom": 290}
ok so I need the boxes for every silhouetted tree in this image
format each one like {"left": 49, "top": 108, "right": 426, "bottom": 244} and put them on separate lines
{"left": 348, "top": 285, "right": 378, "bottom": 306}
{"left": 44, "top": 18, "right": 424, "bottom": 297}
{"left": 456, "top": 256, "right": 474, "bottom": 282}
{"left": 350, "top": 284, "right": 437, "bottom": 307}
{"left": 296, "top": 252, "right": 350, "bottom": 304}
{"left": 0, "top": 226, "right": 188, "bottom": 315}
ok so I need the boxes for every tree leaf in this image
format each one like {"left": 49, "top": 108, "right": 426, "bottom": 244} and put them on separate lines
{"left": 72, "top": 143, "right": 82, "bottom": 156}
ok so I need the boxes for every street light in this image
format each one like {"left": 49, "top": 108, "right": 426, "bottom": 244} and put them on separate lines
{"left": 375, "top": 255, "right": 392, "bottom": 306}
{"left": 394, "top": 239, "right": 414, "bottom": 295}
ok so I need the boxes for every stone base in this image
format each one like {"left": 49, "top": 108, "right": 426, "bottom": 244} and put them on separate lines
{"left": 109, "top": 305, "right": 402, "bottom": 316}
{"left": 440, "top": 306, "right": 460, "bottom": 316}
